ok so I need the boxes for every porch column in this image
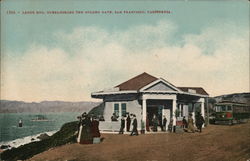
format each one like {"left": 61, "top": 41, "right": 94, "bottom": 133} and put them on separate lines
{"left": 172, "top": 99, "right": 177, "bottom": 126}
{"left": 200, "top": 98, "right": 205, "bottom": 118}
{"left": 142, "top": 99, "right": 147, "bottom": 128}
{"left": 192, "top": 103, "right": 195, "bottom": 122}
{"left": 200, "top": 98, "right": 205, "bottom": 127}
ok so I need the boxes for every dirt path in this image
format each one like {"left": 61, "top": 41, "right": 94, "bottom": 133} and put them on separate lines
{"left": 28, "top": 122, "right": 250, "bottom": 161}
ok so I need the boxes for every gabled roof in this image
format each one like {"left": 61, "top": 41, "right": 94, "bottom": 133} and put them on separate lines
{"left": 116, "top": 72, "right": 157, "bottom": 91}
{"left": 92, "top": 72, "right": 209, "bottom": 98}
{"left": 177, "top": 87, "right": 209, "bottom": 96}
{"left": 139, "top": 78, "right": 181, "bottom": 92}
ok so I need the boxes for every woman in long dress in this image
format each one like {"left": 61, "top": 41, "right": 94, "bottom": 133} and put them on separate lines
{"left": 91, "top": 116, "right": 100, "bottom": 137}
{"left": 78, "top": 113, "right": 93, "bottom": 144}
{"left": 152, "top": 114, "right": 158, "bottom": 132}
{"left": 187, "top": 114, "right": 195, "bottom": 133}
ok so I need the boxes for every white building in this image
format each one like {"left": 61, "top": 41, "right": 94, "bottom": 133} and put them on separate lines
{"left": 91, "top": 72, "right": 209, "bottom": 132}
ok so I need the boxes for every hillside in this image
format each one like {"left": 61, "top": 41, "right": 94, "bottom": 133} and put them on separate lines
{"left": 29, "top": 122, "right": 250, "bottom": 161}
{"left": 213, "top": 92, "right": 250, "bottom": 104}
{"left": 0, "top": 100, "right": 101, "bottom": 113}
{"left": 1, "top": 121, "right": 79, "bottom": 160}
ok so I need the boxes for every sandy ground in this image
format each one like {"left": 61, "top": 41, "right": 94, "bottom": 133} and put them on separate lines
{"left": 28, "top": 122, "right": 250, "bottom": 161}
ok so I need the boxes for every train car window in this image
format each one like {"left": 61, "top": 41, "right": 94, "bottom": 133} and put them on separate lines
{"left": 221, "top": 105, "right": 226, "bottom": 111}
{"left": 215, "top": 106, "right": 221, "bottom": 112}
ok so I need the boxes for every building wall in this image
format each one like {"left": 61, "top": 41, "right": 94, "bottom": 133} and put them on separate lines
{"left": 102, "top": 94, "right": 143, "bottom": 131}
{"left": 98, "top": 93, "right": 206, "bottom": 131}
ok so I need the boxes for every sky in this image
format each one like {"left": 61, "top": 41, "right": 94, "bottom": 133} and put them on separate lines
{"left": 1, "top": 0, "right": 249, "bottom": 102}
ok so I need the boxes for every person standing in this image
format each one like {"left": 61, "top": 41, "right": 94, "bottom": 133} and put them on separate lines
{"left": 158, "top": 114, "right": 163, "bottom": 131}
{"left": 146, "top": 113, "right": 150, "bottom": 132}
{"left": 79, "top": 113, "right": 93, "bottom": 144}
{"left": 91, "top": 116, "right": 100, "bottom": 138}
{"left": 168, "top": 118, "right": 173, "bottom": 132}
{"left": 126, "top": 113, "right": 131, "bottom": 132}
{"left": 119, "top": 116, "right": 125, "bottom": 134}
{"left": 195, "top": 112, "right": 205, "bottom": 133}
{"left": 163, "top": 116, "right": 167, "bottom": 131}
{"left": 130, "top": 114, "right": 138, "bottom": 136}
{"left": 182, "top": 116, "right": 188, "bottom": 129}
{"left": 91, "top": 116, "right": 101, "bottom": 144}
{"left": 152, "top": 114, "right": 158, "bottom": 132}
{"left": 187, "top": 114, "right": 195, "bottom": 133}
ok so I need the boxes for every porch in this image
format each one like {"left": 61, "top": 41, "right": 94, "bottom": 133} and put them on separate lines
{"left": 141, "top": 93, "right": 206, "bottom": 133}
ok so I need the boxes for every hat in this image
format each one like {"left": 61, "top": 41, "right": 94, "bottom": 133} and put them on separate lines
{"left": 82, "top": 112, "right": 87, "bottom": 117}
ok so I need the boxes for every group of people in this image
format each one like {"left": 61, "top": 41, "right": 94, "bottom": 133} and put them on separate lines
{"left": 117, "top": 113, "right": 139, "bottom": 136}
{"left": 77, "top": 111, "right": 205, "bottom": 143}
{"left": 150, "top": 114, "right": 168, "bottom": 132}
{"left": 116, "top": 112, "right": 205, "bottom": 134}
{"left": 183, "top": 112, "right": 205, "bottom": 133}
{"left": 77, "top": 112, "right": 100, "bottom": 144}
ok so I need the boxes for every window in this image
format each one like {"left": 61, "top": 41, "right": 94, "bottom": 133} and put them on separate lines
{"left": 221, "top": 105, "right": 226, "bottom": 111}
{"left": 227, "top": 105, "right": 232, "bottom": 111}
{"left": 114, "top": 103, "right": 119, "bottom": 117}
{"left": 215, "top": 106, "right": 221, "bottom": 112}
{"left": 121, "top": 103, "right": 127, "bottom": 116}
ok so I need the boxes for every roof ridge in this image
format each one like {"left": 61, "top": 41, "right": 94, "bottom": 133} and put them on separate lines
{"left": 159, "top": 77, "right": 179, "bottom": 89}
{"left": 115, "top": 72, "right": 157, "bottom": 88}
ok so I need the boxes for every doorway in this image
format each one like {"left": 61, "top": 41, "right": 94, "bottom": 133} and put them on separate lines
{"left": 147, "top": 105, "right": 163, "bottom": 126}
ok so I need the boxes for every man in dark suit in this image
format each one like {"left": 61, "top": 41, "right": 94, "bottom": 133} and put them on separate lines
{"left": 126, "top": 113, "right": 131, "bottom": 132}
{"left": 119, "top": 116, "right": 125, "bottom": 134}
{"left": 163, "top": 115, "right": 167, "bottom": 131}
{"left": 195, "top": 112, "right": 205, "bottom": 133}
{"left": 130, "top": 114, "right": 138, "bottom": 136}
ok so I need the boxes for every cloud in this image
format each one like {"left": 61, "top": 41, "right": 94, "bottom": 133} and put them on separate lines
{"left": 1, "top": 20, "right": 249, "bottom": 101}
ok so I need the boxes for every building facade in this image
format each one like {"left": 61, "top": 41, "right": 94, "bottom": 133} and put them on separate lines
{"left": 91, "top": 72, "right": 209, "bottom": 132}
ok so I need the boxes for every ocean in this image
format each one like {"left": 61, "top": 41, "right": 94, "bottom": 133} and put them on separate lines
{"left": 0, "top": 112, "right": 80, "bottom": 143}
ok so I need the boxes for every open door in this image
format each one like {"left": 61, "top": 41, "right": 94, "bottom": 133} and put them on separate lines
{"left": 162, "top": 109, "right": 171, "bottom": 131}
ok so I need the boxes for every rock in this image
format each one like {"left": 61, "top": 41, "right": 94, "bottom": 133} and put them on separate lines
{"left": 31, "top": 138, "right": 35, "bottom": 141}
{"left": 0, "top": 145, "right": 11, "bottom": 149}
{"left": 37, "top": 133, "right": 50, "bottom": 140}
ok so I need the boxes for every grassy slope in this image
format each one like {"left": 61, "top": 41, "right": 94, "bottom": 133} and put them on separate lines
{"left": 1, "top": 121, "right": 78, "bottom": 161}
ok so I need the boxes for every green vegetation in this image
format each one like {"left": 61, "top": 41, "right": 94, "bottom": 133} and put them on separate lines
{"left": 88, "top": 103, "right": 104, "bottom": 116}
{"left": 1, "top": 121, "right": 79, "bottom": 161}
{"left": 174, "top": 109, "right": 180, "bottom": 118}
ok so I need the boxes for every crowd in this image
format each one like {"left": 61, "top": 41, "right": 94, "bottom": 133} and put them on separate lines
{"left": 183, "top": 112, "right": 205, "bottom": 133}
{"left": 76, "top": 111, "right": 205, "bottom": 145}
{"left": 77, "top": 112, "right": 101, "bottom": 144}
{"left": 116, "top": 113, "right": 139, "bottom": 136}
{"left": 116, "top": 111, "right": 205, "bottom": 134}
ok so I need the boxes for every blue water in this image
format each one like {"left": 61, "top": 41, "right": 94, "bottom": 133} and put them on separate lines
{"left": 0, "top": 112, "right": 79, "bottom": 142}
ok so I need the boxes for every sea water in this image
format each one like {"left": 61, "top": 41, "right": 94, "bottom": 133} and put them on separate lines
{"left": 0, "top": 112, "right": 79, "bottom": 143}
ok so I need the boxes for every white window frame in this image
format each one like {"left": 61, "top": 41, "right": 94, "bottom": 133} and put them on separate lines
{"left": 113, "top": 102, "right": 127, "bottom": 117}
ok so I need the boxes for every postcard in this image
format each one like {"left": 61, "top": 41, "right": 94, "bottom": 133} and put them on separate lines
{"left": 0, "top": 0, "right": 249, "bottom": 161}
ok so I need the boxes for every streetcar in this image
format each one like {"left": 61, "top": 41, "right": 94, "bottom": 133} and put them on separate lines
{"left": 214, "top": 101, "right": 250, "bottom": 125}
